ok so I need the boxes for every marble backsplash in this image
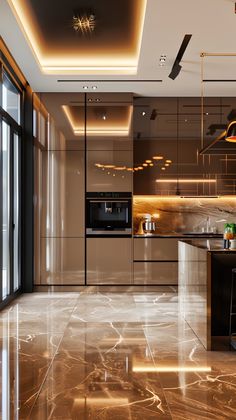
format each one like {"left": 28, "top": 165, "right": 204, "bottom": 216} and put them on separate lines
{"left": 133, "top": 196, "right": 236, "bottom": 235}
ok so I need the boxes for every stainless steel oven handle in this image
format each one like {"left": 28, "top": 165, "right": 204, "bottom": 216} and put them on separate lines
{"left": 88, "top": 200, "right": 129, "bottom": 203}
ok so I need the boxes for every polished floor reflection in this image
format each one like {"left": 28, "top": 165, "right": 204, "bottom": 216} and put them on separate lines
{"left": 0, "top": 287, "right": 236, "bottom": 419}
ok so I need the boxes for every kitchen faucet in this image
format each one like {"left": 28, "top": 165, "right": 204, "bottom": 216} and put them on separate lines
{"left": 206, "top": 216, "right": 210, "bottom": 233}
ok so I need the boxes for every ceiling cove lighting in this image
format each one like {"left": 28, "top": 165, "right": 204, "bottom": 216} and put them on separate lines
{"left": 225, "top": 121, "right": 236, "bottom": 142}
{"left": 62, "top": 105, "right": 132, "bottom": 136}
{"left": 156, "top": 179, "right": 216, "bottom": 183}
{"left": 7, "top": 0, "right": 147, "bottom": 75}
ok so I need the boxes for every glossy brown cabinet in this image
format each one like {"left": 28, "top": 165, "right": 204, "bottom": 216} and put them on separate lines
{"left": 134, "top": 238, "right": 178, "bottom": 261}
{"left": 41, "top": 238, "right": 85, "bottom": 285}
{"left": 133, "top": 97, "right": 236, "bottom": 196}
{"left": 87, "top": 238, "right": 133, "bottom": 285}
{"left": 134, "top": 262, "right": 178, "bottom": 285}
{"left": 87, "top": 150, "right": 133, "bottom": 192}
{"left": 41, "top": 150, "right": 85, "bottom": 238}
{"left": 133, "top": 238, "right": 178, "bottom": 285}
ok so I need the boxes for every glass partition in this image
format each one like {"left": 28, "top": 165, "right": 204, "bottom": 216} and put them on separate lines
{"left": 0, "top": 67, "right": 22, "bottom": 306}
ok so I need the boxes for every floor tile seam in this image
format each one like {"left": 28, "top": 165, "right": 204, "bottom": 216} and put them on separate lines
{"left": 27, "top": 297, "right": 79, "bottom": 418}
{"left": 26, "top": 333, "right": 65, "bottom": 419}
{"left": 141, "top": 319, "right": 174, "bottom": 419}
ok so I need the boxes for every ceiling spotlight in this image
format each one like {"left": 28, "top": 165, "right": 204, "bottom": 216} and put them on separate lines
{"left": 83, "top": 86, "right": 88, "bottom": 90}
{"left": 72, "top": 12, "right": 96, "bottom": 35}
{"left": 161, "top": 167, "right": 166, "bottom": 170}
{"left": 159, "top": 54, "right": 167, "bottom": 66}
{"left": 88, "top": 98, "right": 92, "bottom": 102}
{"left": 153, "top": 156, "right": 163, "bottom": 160}
{"left": 143, "top": 163, "right": 148, "bottom": 167}
{"left": 102, "top": 114, "right": 107, "bottom": 120}
{"left": 95, "top": 98, "right": 100, "bottom": 102}
{"left": 149, "top": 163, "right": 154, "bottom": 167}
{"left": 165, "top": 163, "right": 170, "bottom": 167}
{"left": 166, "top": 159, "right": 172, "bottom": 163}
{"left": 145, "top": 160, "right": 152, "bottom": 163}
{"left": 92, "top": 86, "right": 97, "bottom": 90}
{"left": 142, "top": 111, "right": 146, "bottom": 116}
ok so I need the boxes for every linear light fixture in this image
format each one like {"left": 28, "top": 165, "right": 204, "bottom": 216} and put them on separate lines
{"left": 155, "top": 179, "right": 216, "bottom": 183}
{"left": 132, "top": 366, "right": 212, "bottom": 373}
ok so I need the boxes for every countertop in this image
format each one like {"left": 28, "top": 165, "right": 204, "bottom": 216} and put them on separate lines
{"left": 179, "top": 238, "right": 236, "bottom": 252}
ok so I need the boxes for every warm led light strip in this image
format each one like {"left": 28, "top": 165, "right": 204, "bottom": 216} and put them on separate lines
{"left": 42, "top": 66, "right": 137, "bottom": 74}
{"left": 156, "top": 179, "right": 216, "bottom": 183}
{"left": 74, "top": 130, "right": 130, "bottom": 136}
{"left": 133, "top": 366, "right": 212, "bottom": 373}
{"left": 75, "top": 398, "right": 129, "bottom": 405}
{"left": 62, "top": 105, "right": 132, "bottom": 136}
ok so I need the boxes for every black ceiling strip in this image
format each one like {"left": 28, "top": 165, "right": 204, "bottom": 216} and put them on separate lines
{"left": 168, "top": 34, "right": 192, "bottom": 80}
{"left": 203, "top": 79, "right": 236, "bottom": 82}
{"left": 57, "top": 79, "right": 162, "bottom": 83}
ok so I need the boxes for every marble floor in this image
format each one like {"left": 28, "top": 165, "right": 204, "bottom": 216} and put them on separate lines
{"left": 0, "top": 286, "right": 236, "bottom": 420}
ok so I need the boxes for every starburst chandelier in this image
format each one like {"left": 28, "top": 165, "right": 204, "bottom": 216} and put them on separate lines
{"left": 72, "top": 11, "right": 96, "bottom": 35}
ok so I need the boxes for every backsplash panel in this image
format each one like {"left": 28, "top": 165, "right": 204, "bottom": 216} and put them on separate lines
{"left": 133, "top": 196, "right": 236, "bottom": 235}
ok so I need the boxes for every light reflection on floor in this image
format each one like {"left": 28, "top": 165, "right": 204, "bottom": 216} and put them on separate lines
{"left": 0, "top": 287, "right": 236, "bottom": 419}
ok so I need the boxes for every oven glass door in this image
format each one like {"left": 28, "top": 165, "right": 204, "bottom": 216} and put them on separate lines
{"left": 87, "top": 200, "right": 131, "bottom": 230}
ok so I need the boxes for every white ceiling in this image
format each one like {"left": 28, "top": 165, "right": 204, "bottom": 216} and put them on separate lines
{"left": 1, "top": 0, "right": 236, "bottom": 96}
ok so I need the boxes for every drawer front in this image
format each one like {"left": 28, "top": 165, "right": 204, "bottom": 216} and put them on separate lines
{"left": 134, "top": 238, "right": 178, "bottom": 261}
{"left": 134, "top": 262, "right": 178, "bottom": 285}
{"left": 87, "top": 238, "right": 133, "bottom": 285}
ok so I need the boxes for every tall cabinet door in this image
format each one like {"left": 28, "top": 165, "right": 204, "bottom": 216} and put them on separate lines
{"left": 40, "top": 150, "right": 85, "bottom": 285}
{"left": 87, "top": 238, "right": 133, "bottom": 285}
{"left": 86, "top": 93, "right": 133, "bottom": 193}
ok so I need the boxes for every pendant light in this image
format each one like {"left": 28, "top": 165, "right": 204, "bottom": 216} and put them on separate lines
{"left": 225, "top": 121, "right": 236, "bottom": 142}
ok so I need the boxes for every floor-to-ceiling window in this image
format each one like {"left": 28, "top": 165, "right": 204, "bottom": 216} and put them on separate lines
{"left": 0, "top": 67, "right": 22, "bottom": 306}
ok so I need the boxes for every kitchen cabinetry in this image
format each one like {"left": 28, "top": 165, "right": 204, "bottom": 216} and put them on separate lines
{"left": 41, "top": 237, "right": 85, "bottom": 285}
{"left": 87, "top": 150, "right": 133, "bottom": 192}
{"left": 87, "top": 237, "right": 133, "bottom": 285}
{"left": 133, "top": 97, "right": 236, "bottom": 196}
{"left": 133, "top": 238, "right": 178, "bottom": 285}
{"left": 86, "top": 93, "right": 133, "bottom": 192}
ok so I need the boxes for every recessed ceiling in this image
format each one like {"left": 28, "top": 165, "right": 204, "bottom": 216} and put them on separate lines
{"left": 1, "top": 0, "right": 236, "bottom": 95}
{"left": 63, "top": 104, "right": 132, "bottom": 136}
{"left": 7, "top": 0, "right": 147, "bottom": 75}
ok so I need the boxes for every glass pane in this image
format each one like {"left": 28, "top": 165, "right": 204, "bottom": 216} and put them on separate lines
{"left": 2, "top": 72, "right": 20, "bottom": 124}
{"left": 2, "top": 121, "right": 11, "bottom": 299}
{"left": 13, "top": 133, "right": 21, "bottom": 292}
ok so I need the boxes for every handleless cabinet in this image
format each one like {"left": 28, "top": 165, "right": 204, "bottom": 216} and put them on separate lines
{"left": 87, "top": 237, "right": 133, "bottom": 285}
{"left": 87, "top": 150, "right": 133, "bottom": 192}
{"left": 134, "top": 238, "right": 178, "bottom": 285}
{"left": 134, "top": 238, "right": 178, "bottom": 261}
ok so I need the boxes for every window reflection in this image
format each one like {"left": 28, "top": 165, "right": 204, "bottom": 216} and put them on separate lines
{"left": 2, "top": 72, "right": 21, "bottom": 124}
{"left": 0, "top": 307, "right": 19, "bottom": 419}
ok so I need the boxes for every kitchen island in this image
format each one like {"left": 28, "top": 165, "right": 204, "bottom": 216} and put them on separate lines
{"left": 178, "top": 239, "right": 236, "bottom": 350}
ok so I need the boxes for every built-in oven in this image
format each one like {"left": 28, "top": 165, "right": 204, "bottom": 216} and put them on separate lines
{"left": 86, "top": 192, "right": 132, "bottom": 236}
